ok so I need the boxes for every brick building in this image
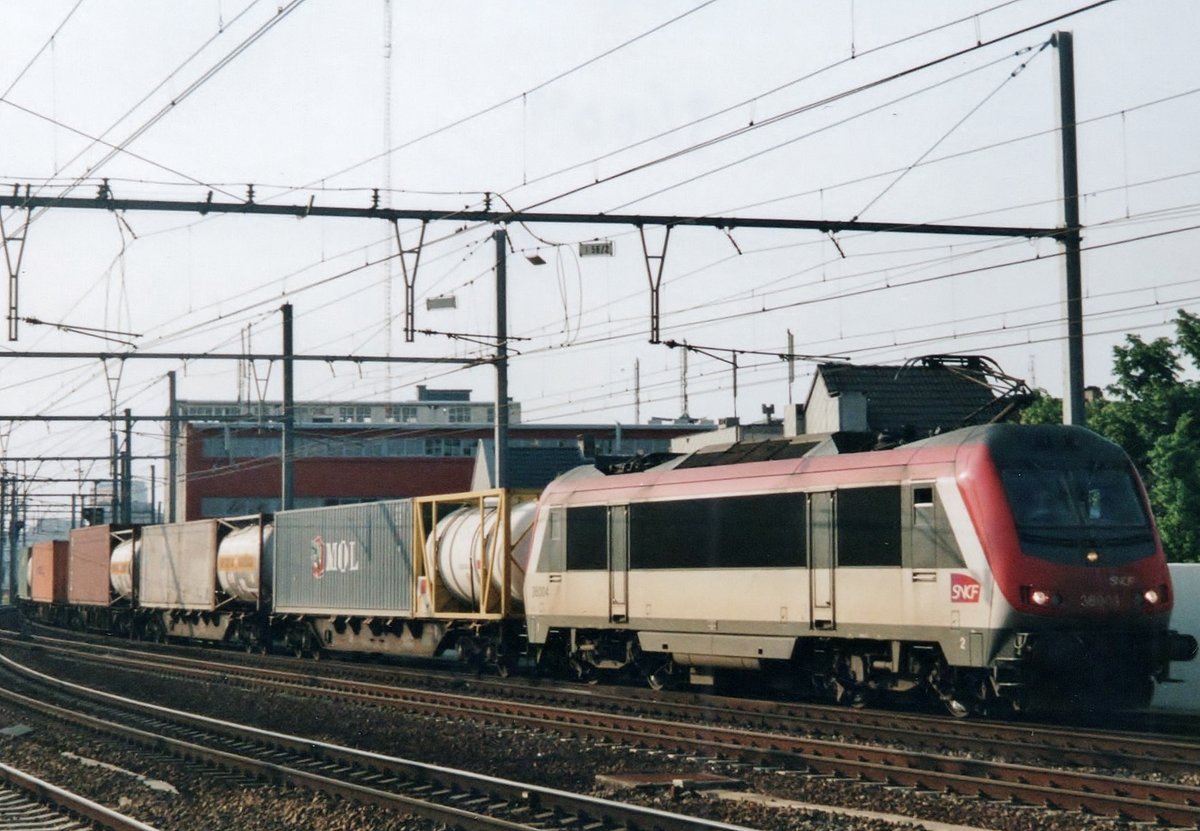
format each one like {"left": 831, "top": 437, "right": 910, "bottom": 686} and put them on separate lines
{"left": 172, "top": 388, "right": 712, "bottom": 520}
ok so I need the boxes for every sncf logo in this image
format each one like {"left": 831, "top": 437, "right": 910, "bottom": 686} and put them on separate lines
{"left": 951, "top": 573, "right": 982, "bottom": 603}
{"left": 311, "top": 536, "right": 361, "bottom": 579}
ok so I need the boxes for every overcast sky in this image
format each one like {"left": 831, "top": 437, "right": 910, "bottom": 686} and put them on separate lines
{"left": 1, "top": 0, "right": 1198, "bottom": 516}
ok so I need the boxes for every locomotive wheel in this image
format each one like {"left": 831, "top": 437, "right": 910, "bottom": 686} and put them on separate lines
{"left": 644, "top": 658, "right": 671, "bottom": 690}
{"left": 569, "top": 657, "right": 597, "bottom": 684}
{"left": 942, "top": 697, "right": 970, "bottom": 718}
{"left": 646, "top": 668, "right": 668, "bottom": 691}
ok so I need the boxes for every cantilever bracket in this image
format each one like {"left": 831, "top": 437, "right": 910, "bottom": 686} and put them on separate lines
{"left": 393, "top": 220, "right": 427, "bottom": 342}
{"left": 638, "top": 225, "right": 672, "bottom": 344}
{"left": 1, "top": 197, "right": 32, "bottom": 342}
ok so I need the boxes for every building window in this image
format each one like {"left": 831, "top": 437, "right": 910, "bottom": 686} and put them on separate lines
{"left": 447, "top": 405, "right": 472, "bottom": 423}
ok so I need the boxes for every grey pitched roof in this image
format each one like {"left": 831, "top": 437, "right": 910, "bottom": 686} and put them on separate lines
{"left": 816, "top": 360, "right": 1003, "bottom": 437}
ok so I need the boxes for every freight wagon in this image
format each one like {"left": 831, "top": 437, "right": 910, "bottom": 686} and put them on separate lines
{"left": 25, "top": 540, "right": 69, "bottom": 624}
{"left": 65, "top": 524, "right": 138, "bottom": 634}
{"left": 271, "top": 490, "right": 536, "bottom": 669}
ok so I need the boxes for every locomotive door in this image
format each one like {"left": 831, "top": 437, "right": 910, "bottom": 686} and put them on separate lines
{"left": 608, "top": 505, "right": 629, "bottom": 623}
{"left": 906, "top": 484, "right": 967, "bottom": 628}
{"left": 809, "top": 491, "right": 835, "bottom": 629}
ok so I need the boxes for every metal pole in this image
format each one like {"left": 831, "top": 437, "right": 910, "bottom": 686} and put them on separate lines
{"left": 281, "top": 303, "right": 295, "bottom": 511}
{"left": 1054, "top": 31, "right": 1086, "bottom": 426}
{"left": 109, "top": 427, "right": 118, "bottom": 524}
{"left": 493, "top": 230, "right": 509, "bottom": 490}
{"left": 122, "top": 408, "right": 132, "bottom": 524}
{"left": 0, "top": 475, "right": 7, "bottom": 604}
{"left": 7, "top": 477, "right": 18, "bottom": 604}
{"left": 150, "top": 463, "right": 156, "bottom": 524}
{"left": 167, "top": 370, "right": 178, "bottom": 523}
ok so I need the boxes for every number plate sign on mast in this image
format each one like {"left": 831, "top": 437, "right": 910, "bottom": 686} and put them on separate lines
{"left": 579, "top": 240, "right": 614, "bottom": 257}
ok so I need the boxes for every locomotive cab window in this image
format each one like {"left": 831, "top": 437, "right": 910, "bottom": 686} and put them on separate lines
{"left": 1000, "top": 463, "right": 1155, "bottom": 564}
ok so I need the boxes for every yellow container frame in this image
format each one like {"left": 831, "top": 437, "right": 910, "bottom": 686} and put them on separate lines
{"left": 412, "top": 488, "right": 540, "bottom": 620}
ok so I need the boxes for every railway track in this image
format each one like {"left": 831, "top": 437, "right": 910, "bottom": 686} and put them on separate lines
{"left": 0, "top": 652, "right": 755, "bottom": 831}
{"left": 10, "top": 633, "right": 1200, "bottom": 828}
{"left": 15, "top": 632, "right": 1200, "bottom": 774}
{"left": 0, "top": 762, "right": 160, "bottom": 831}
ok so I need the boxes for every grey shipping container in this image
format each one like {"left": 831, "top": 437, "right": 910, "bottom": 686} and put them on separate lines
{"left": 139, "top": 519, "right": 219, "bottom": 610}
{"left": 273, "top": 500, "right": 414, "bottom": 616}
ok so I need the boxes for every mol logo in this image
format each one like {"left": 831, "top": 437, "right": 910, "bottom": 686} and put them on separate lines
{"left": 311, "top": 536, "right": 362, "bottom": 579}
{"left": 951, "top": 573, "right": 982, "bottom": 603}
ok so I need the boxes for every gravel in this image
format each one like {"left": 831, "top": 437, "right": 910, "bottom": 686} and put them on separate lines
{"left": 0, "top": 644, "right": 1155, "bottom": 831}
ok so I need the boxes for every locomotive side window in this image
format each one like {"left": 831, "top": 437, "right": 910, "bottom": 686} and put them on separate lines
{"left": 836, "top": 486, "right": 902, "bottom": 567}
{"left": 629, "top": 492, "right": 806, "bottom": 569}
{"left": 565, "top": 506, "right": 609, "bottom": 571}
{"left": 1000, "top": 464, "right": 1155, "bottom": 564}
{"left": 910, "top": 485, "right": 966, "bottom": 570}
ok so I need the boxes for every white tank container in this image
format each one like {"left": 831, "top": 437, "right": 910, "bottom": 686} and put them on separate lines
{"left": 433, "top": 501, "right": 536, "bottom": 607}
{"left": 217, "top": 523, "right": 271, "bottom": 604}
{"left": 109, "top": 538, "right": 138, "bottom": 600}
{"left": 21, "top": 549, "right": 32, "bottom": 600}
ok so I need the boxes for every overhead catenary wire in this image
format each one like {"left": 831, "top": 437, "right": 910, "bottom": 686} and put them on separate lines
{"left": 1, "top": 1, "right": 297, "bottom": 230}
{"left": 4, "top": 3, "right": 1195, "bottom": 513}
{"left": 508, "top": 1, "right": 1118, "bottom": 217}
{"left": 302, "top": 0, "right": 722, "bottom": 193}
{"left": 0, "top": 0, "right": 86, "bottom": 101}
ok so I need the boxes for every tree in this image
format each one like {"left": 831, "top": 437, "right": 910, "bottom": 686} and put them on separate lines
{"left": 1148, "top": 412, "right": 1200, "bottom": 563}
{"left": 1017, "top": 389, "right": 1062, "bottom": 425}
{"left": 1018, "top": 310, "right": 1200, "bottom": 562}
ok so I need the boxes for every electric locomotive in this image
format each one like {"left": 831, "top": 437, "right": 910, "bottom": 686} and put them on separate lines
{"left": 522, "top": 423, "right": 1197, "bottom": 715}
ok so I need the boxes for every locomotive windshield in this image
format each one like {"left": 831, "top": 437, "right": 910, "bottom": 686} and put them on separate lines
{"left": 1000, "top": 463, "right": 1156, "bottom": 564}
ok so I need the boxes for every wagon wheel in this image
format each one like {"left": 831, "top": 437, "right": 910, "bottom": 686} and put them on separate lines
{"left": 144, "top": 616, "right": 166, "bottom": 644}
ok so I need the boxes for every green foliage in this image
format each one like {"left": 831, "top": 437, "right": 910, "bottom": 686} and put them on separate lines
{"left": 1017, "top": 390, "right": 1062, "bottom": 425}
{"left": 1020, "top": 310, "right": 1200, "bottom": 561}
{"left": 1148, "top": 412, "right": 1200, "bottom": 563}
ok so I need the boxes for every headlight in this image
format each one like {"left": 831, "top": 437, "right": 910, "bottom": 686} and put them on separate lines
{"left": 1144, "top": 587, "right": 1162, "bottom": 605}
{"left": 1021, "top": 585, "right": 1062, "bottom": 607}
